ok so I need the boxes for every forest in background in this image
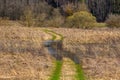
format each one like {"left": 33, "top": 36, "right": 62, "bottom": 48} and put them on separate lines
{"left": 0, "top": 0, "right": 120, "bottom": 28}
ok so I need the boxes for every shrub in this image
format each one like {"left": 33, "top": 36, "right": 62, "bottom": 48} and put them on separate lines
{"left": 65, "top": 11, "right": 99, "bottom": 29}
{"left": 62, "top": 1, "right": 89, "bottom": 16}
{"left": 106, "top": 14, "right": 120, "bottom": 28}
{"left": 20, "top": 1, "right": 52, "bottom": 27}
{"left": 34, "top": 13, "right": 47, "bottom": 27}
{"left": 63, "top": 3, "right": 74, "bottom": 16}
{"left": 62, "top": 2, "right": 88, "bottom": 17}
{"left": 77, "top": 3, "right": 89, "bottom": 12}
{"left": 45, "top": 17, "right": 64, "bottom": 27}
{"left": 20, "top": 7, "right": 34, "bottom": 27}
{"left": 45, "top": 8, "right": 64, "bottom": 27}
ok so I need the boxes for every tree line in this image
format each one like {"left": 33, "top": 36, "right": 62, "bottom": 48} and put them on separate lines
{"left": 0, "top": 0, "right": 119, "bottom": 21}
{"left": 87, "top": 0, "right": 120, "bottom": 22}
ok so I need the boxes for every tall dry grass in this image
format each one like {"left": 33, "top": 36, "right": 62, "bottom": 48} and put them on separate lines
{"left": 0, "top": 26, "right": 53, "bottom": 80}
{"left": 52, "top": 28, "right": 120, "bottom": 80}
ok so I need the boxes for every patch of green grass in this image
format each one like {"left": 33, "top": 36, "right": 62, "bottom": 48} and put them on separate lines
{"left": 93, "top": 23, "right": 107, "bottom": 28}
{"left": 43, "top": 29, "right": 63, "bottom": 80}
{"left": 43, "top": 29, "right": 64, "bottom": 40}
{"left": 75, "top": 64, "right": 86, "bottom": 80}
{"left": 50, "top": 31, "right": 64, "bottom": 40}
{"left": 50, "top": 61, "right": 63, "bottom": 80}
{"left": 43, "top": 29, "right": 56, "bottom": 40}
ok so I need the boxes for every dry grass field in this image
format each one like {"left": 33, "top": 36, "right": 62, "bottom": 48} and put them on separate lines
{"left": 52, "top": 28, "right": 120, "bottom": 44}
{"left": 52, "top": 28, "right": 120, "bottom": 80}
{"left": 0, "top": 21, "right": 120, "bottom": 80}
{"left": 0, "top": 25, "right": 54, "bottom": 80}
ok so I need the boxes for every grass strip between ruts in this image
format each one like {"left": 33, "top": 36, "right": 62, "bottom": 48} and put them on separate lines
{"left": 50, "top": 61, "right": 63, "bottom": 80}
{"left": 43, "top": 29, "right": 63, "bottom": 80}
{"left": 43, "top": 29, "right": 86, "bottom": 80}
{"left": 75, "top": 64, "right": 86, "bottom": 80}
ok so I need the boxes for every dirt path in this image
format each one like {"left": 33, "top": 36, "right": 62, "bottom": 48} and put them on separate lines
{"left": 60, "top": 58, "right": 77, "bottom": 80}
{"left": 42, "top": 28, "right": 85, "bottom": 80}
{"left": 43, "top": 29, "right": 63, "bottom": 40}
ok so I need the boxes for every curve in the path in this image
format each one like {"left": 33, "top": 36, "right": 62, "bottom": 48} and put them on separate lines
{"left": 43, "top": 29, "right": 63, "bottom": 40}
{"left": 43, "top": 29, "right": 63, "bottom": 80}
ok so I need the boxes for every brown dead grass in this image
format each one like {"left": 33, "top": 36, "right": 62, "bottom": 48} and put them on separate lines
{"left": 0, "top": 26, "right": 53, "bottom": 80}
{"left": 52, "top": 28, "right": 120, "bottom": 80}
{"left": 0, "top": 20, "right": 120, "bottom": 80}
{"left": 52, "top": 28, "right": 120, "bottom": 44}
{"left": 0, "top": 26, "right": 51, "bottom": 53}
{"left": 0, "top": 52, "right": 53, "bottom": 80}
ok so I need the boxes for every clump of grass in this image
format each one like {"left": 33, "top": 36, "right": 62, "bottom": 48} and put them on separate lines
{"left": 50, "top": 61, "right": 63, "bottom": 80}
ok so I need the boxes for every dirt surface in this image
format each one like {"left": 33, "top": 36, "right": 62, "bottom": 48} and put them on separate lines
{"left": 60, "top": 58, "right": 76, "bottom": 80}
